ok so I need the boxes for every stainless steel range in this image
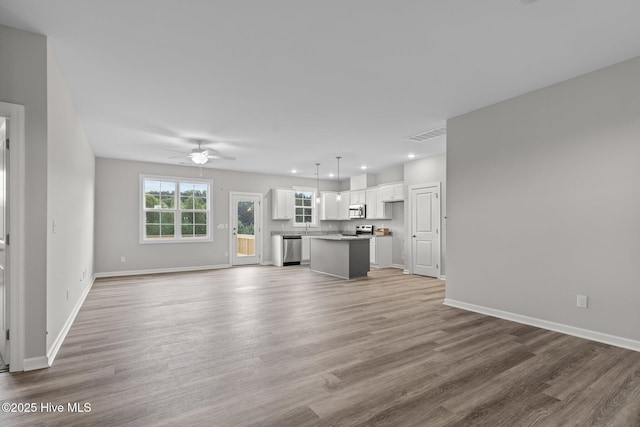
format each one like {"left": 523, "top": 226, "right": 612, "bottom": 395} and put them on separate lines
{"left": 342, "top": 224, "right": 375, "bottom": 236}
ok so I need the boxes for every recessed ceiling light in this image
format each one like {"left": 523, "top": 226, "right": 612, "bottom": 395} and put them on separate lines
{"left": 361, "top": 165, "right": 367, "bottom": 170}
{"left": 408, "top": 153, "right": 416, "bottom": 159}
{"left": 291, "top": 169, "right": 297, "bottom": 174}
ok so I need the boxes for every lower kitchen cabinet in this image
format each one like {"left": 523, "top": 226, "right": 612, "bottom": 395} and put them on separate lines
{"left": 302, "top": 235, "right": 311, "bottom": 264}
{"left": 370, "top": 236, "right": 392, "bottom": 268}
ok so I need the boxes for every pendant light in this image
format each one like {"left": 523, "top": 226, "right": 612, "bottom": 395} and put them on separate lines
{"left": 315, "top": 163, "right": 321, "bottom": 204}
{"left": 336, "top": 156, "right": 342, "bottom": 202}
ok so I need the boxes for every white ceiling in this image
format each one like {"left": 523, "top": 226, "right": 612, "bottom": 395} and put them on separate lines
{"left": 1, "top": 0, "right": 640, "bottom": 179}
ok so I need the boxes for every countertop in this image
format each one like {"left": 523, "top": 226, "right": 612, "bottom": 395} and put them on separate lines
{"left": 272, "top": 231, "right": 391, "bottom": 237}
{"left": 310, "top": 235, "right": 373, "bottom": 241}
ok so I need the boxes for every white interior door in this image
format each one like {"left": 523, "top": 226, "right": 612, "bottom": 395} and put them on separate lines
{"left": 0, "top": 118, "right": 7, "bottom": 363}
{"left": 231, "top": 193, "right": 262, "bottom": 266}
{"left": 410, "top": 184, "right": 440, "bottom": 278}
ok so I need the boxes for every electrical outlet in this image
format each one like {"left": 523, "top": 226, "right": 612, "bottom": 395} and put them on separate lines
{"left": 577, "top": 295, "right": 588, "bottom": 309}
{"left": 120, "top": 256, "right": 126, "bottom": 263}
{"left": 225, "top": 251, "right": 228, "bottom": 257}
{"left": 402, "top": 252, "right": 405, "bottom": 259}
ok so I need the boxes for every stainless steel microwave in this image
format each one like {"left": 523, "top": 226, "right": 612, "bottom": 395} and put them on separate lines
{"left": 349, "top": 204, "right": 366, "bottom": 219}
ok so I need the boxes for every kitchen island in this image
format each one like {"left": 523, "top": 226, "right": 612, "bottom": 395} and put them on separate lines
{"left": 309, "top": 235, "right": 371, "bottom": 279}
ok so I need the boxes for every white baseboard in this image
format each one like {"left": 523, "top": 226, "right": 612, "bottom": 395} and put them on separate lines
{"left": 391, "top": 263, "right": 405, "bottom": 269}
{"left": 95, "top": 264, "right": 231, "bottom": 278}
{"left": 439, "top": 275, "right": 446, "bottom": 280}
{"left": 444, "top": 298, "right": 640, "bottom": 353}
{"left": 260, "top": 261, "right": 274, "bottom": 266}
{"left": 46, "top": 275, "right": 97, "bottom": 367}
{"left": 23, "top": 356, "right": 49, "bottom": 371}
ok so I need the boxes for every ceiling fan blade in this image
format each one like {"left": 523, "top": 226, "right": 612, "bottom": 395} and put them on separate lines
{"left": 166, "top": 149, "right": 188, "bottom": 154}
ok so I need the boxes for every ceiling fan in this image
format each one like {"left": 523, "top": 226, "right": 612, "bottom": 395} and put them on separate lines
{"left": 168, "top": 140, "right": 236, "bottom": 165}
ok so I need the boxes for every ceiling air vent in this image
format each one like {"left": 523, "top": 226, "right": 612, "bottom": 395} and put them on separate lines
{"left": 407, "top": 126, "right": 447, "bottom": 142}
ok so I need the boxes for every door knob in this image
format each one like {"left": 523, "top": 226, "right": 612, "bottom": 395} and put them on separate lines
{"left": 412, "top": 235, "right": 416, "bottom": 238}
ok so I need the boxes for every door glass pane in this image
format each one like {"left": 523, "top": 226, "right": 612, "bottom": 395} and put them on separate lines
{"left": 237, "top": 201, "right": 255, "bottom": 257}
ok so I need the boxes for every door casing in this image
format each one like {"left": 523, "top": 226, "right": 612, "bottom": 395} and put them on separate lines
{"left": 0, "top": 101, "right": 26, "bottom": 372}
{"left": 407, "top": 182, "right": 441, "bottom": 278}
{"left": 229, "top": 192, "right": 263, "bottom": 266}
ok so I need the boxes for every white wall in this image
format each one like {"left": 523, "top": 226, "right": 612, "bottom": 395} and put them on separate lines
{"left": 0, "top": 25, "right": 48, "bottom": 359}
{"left": 46, "top": 41, "right": 95, "bottom": 353}
{"left": 447, "top": 56, "right": 640, "bottom": 342}
{"left": 404, "top": 154, "right": 446, "bottom": 275}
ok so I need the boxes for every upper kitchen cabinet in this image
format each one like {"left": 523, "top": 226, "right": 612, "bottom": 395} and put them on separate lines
{"left": 350, "top": 189, "right": 366, "bottom": 205}
{"left": 380, "top": 183, "right": 405, "bottom": 202}
{"left": 271, "top": 188, "right": 295, "bottom": 220}
{"left": 320, "top": 191, "right": 349, "bottom": 220}
{"left": 366, "top": 187, "right": 392, "bottom": 219}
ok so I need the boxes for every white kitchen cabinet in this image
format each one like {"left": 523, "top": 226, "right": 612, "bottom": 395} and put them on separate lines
{"left": 320, "top": 192, "right": 337, "bottom": 220}
{"left": 337, "top": 193, "right": 350, "bottom": 220}
{"left": 302, "top": 236, "right": 311, "bottom": 263}
{"left": 320, "top": 192, "right": 349, "bottom": 220}
{"left": 350, "top": 189, "right": 366, "bottom": 205}
{"left": 271, "top": 188, "right": 295, "bottom": 220}
{"left": 366, "top": 187, "right": 392, "bottom": 220}
{"left": 380, "top": 183, "right": 405, "bottom": 202}
{"left": 370, "top": 236, "right": 392, "bottom": 268}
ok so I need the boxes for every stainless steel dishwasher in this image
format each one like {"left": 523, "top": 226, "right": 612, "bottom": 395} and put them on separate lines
{"left": 282, "top": 235, "right": 302, "bottom": 265}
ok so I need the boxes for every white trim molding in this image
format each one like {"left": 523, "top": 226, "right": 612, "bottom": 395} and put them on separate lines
{"left": 23, "top": 356, "right": 49, "bottom": 371}
{"left": 94, "top": 264, "right": 231, "bottom": 278}
{"left": 439, "top": 275, "right": 446, "bottom": 280}
{"left": 444, "top": 298, "right": 640, "bottom": 353}
{"left": 1, "top": 101, "right": 26, "bottom": 372}
{"left": 46, "top": 275, "right": 97, "bottom": 367}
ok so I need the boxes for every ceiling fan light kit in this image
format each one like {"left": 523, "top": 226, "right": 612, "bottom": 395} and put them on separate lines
{"left": 190, "top": 150, "right": 209, "bottom": 165}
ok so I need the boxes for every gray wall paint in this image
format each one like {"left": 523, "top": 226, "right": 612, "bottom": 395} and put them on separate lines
{"left": 0, "top": 25, "right": 48, "bottom": 359}
{"left": 447, "top": 57, "right": 640, "bottom": 341}
{"left": 95, "top": 158, "right": 408, "bottom": 274}
{"left": 404, "top": 154, "right": 446, "bottom": 275}
{"left": 95, "top": 158, "right": 344, "bottom": 273}
{"left": 46, "top": 41, "right": 95, "bottom": 353}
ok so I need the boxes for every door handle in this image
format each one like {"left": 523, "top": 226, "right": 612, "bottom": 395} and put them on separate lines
{"left": 412, "top": 235, "right": 416, "bottom": 238}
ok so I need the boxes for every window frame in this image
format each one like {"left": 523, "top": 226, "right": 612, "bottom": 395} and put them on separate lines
{"left": 292, "top": 186, "right": 318, "bottom": 228}
{"left": 139, "top": 174, "right": 213, "bottom": 244}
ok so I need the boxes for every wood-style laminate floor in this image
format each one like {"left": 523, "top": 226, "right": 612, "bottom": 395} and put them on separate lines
{"left": 1, "top": 266, "right": 640, "bottom": 426}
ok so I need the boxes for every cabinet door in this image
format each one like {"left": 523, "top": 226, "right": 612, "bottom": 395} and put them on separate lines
{"left": 272, "top": 188, "right": 295, "bottom": 219}
{"left": 301, "top": 236, "right": 310, "bottom": 262}
{"left": 350, "top": 190, "right": 366, "bottom": 205}
{"left": 337, "top": 194, "right": 350, "bottom": 220}
{"left": 370, "top": 238, "right": 376, "bottom": 264}
{"left": 366, "top": 188, "right": 377, "bottom": 219}
{"left": 284, "top": 190, "right": 295, "bottom": 219}
{"left": 320, "top": 192, "right": 338, "bottom": 220}
{"left": 393, "top": 184, "right": 405, "bottom": 201}
{"left": 379, "top": 185, "right": 393, "bottom": 202}
{"left": 380, "top": 183, "right": 404, "bottom": 202}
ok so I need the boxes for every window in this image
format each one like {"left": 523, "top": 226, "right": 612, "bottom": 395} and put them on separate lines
{"left": 293, "top": 187, "right": 317, "bottom": 227}
{"left": 140, "top": 175, "right": 212, "bottom": 243}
